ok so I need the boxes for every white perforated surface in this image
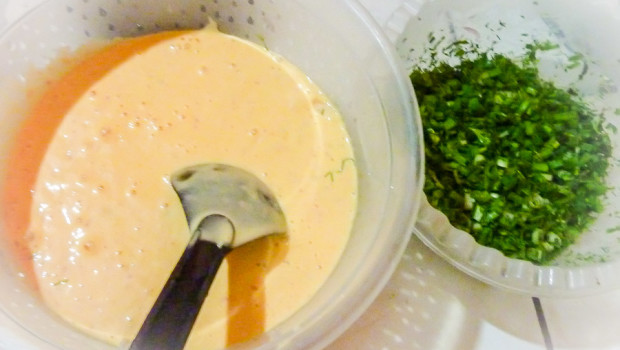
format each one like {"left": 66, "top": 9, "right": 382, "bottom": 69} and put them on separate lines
{"left": 2, "top": 1, "right": 620, "bottom": 350}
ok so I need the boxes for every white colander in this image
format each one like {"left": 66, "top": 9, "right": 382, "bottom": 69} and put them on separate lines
{"left": 0, "top": 0, "right": 424, "bottom": 349}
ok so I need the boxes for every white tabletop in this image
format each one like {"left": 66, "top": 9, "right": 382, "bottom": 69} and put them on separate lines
{"left": 2, "top": 1, "right": 620, "bottom": 350}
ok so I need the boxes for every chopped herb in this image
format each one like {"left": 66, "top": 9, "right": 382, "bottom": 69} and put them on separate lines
{"left": 567, "top": 53, "right": 584, "bottom": 70}
{"left": 324, "top": 158, "right": 355, "bottom": 182}
{"left": 51, "top": 279, "right": 69, "bottom": 286}
{"left": 411, "top": 40, "right": 612, "bottom": 265}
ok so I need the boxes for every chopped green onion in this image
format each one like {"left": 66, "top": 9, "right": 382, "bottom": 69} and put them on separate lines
{"left": 411, "top": 40, "right": 612, "bottom": 265}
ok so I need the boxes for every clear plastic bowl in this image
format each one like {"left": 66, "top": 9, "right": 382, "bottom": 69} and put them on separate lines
{"left": 387, "top": 0, "right": 620, "bottom": 297}
{"left": 0, "top": 0, "right": 424, "bottom": 348}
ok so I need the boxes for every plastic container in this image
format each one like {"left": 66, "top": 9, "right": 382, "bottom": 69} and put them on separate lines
{"left": 387, "top": 0, "right": 620, "bottom": 297}
{"left": 0, "top": 0, "right": 424, "bottom": 348}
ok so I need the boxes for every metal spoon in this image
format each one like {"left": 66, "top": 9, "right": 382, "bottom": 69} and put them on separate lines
{"left": 129, "top": 163, "right": 287, "bottom": 350}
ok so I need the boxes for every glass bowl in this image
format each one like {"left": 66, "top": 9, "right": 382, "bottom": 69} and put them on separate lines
{"left": 0, "top": 0, "right": 424, "bottom": 348}
{"left": 388, "top": 0, "right": 620, "bottom": 297}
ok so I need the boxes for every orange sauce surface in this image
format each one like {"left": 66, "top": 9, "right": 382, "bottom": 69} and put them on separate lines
{"left": 1, "top": 31, "right": 184, "bottom": 289}
{"left": 2, "top": 27, "right": 357, "bottom": 349}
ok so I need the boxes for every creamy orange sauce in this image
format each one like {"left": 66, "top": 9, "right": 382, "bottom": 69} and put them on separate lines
{"left": 15, "top": 27, "right": 357, "bottom": 348}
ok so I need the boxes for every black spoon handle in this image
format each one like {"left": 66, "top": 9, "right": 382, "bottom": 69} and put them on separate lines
{"left": 130, "top": 239, "right": 231, "bottom": 350}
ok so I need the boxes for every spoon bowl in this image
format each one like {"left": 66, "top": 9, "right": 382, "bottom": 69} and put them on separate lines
{"left": 130, "top": 163, "right": 287, "bottom": 350}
